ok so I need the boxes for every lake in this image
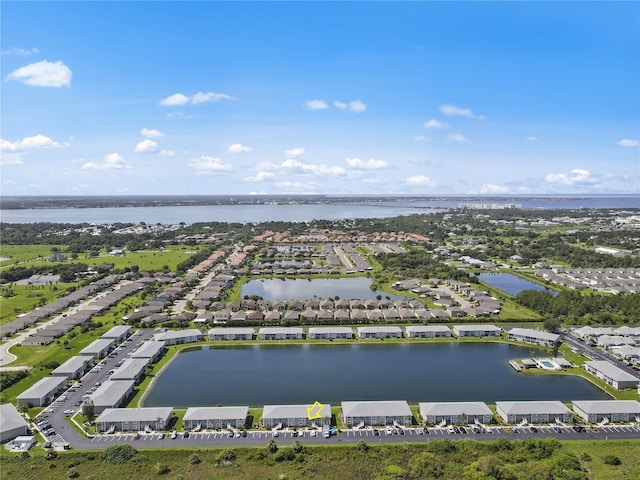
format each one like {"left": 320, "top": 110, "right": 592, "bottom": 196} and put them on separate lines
{"left": 477, "top": 273, "right": 558, "bottom": 296}
{"left": 2, "top": 195, "right": 638, "bottom": 224}
{"left": 240, "top": 277, "right": 410, "bottom": 301}
{"left": 142, "top": 343, "right": 609, "bottom": 407}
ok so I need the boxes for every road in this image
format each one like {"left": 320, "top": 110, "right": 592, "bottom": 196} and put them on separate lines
{"left": 563, "top": 330, "right": 640, "bottom": 378}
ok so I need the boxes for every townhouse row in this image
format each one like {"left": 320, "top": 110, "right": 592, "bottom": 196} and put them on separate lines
{"left": 91, "top": 399, "right": 640, "bottom": 434}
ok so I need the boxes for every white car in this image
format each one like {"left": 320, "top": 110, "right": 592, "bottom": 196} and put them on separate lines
{"left": 310, "top": 431, "right": 317, "bottom": 437}
{"left": 64, "top": 409, "right": 75, "bottom": 415}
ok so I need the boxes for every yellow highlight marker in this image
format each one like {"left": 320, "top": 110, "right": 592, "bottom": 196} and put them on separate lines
{"left": 306, "top": 401, "right": 324, "bottom": 420}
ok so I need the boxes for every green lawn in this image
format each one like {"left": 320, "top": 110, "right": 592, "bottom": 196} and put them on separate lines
{"left": 0, "top": 283, "right": 78, "bottom": 325}
{"left": 0, "top": 244, "right": 66, "bottom": 268}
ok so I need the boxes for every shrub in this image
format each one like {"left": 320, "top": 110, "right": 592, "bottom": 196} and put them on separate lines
{"left": 155, "top": 462, "right": 170, "bottom": 475}
{"left": 603, "top": 455, "right": 621, "bottom": 466}
{"left": 102, "top": 444, "right": 138, "bottom": 464}
{"left": 188, "top": 453, "right": 201, "bottom": 465}
{"left": 68, "top": 469, "right": 80, "bottom": 479}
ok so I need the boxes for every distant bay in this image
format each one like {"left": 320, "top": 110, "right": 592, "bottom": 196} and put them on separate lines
{"left": 0, "top": 195, "right": 637, "bottom": 224}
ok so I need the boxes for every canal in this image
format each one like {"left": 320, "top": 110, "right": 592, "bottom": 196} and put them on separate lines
{"left": 143, "top": 343, "right": 609, "bottom": 407}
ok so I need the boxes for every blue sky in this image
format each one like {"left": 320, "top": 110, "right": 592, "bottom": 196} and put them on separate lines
{"left": 1, "top": 1, "right": 638, "bottom": 196}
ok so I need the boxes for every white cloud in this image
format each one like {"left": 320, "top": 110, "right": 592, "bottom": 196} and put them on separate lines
{"left": 159, "top": 150, "right": 176, "bottom": 157}
{"left": 334, "top": 101, "right": 346, "bottom": 109}
{"left": 545, "top": 169, "right": 597, "bottom": 186}
{"left": 2, "top": 47, "right": 39, "bottom": 56}
{"left": 281, "top": 159, "right": 346, "bottom": 176}
{"left": 227, "top": 143, "right": 252, "bottom": 154}
{"left": 6, "top": 60, "right": 72, "bottom": 87}
{"left": 424, "top": 119, "right": 448, "bottom": 129}
{"left": 160, "top": 91, "right": 234, "bottom": 106}
{"left": 82, "top": 152, "right": 128, "bottom": 170}
{"left": 527, "top": 136, "right": 539, "bottom": 142}
{"left": 134, "top": 139, "right": 158, "bottom": 153}
{"left": 140, "top": 128, "right": 164, "bottom": 138}
{"left": 285, "top": 147, "right": 305, "bottom": 158}
{"left": 159, "top": 93, "right": 190, "bottom": 106}
{"left": 480, "top": 184, "right": 509, "bottom": 194}
{"left": 414, "top": 135, "right": 426, "bottom": 141}
{"left": 348, "top": 100, "right": 367, "bottom": 113}
{"left": 405, "top": 175, "right": 436, "bottom": 186}
{"left": 346, "top": 157, "right": 389, "bottom": 169}
{"left": 187, "top": 156, "right": 232, "bottom": 174}
{"left": 4, "top": 179, "right": 17, "bottom": 184}
{"left": 439, "top": 104, "right": 485, "bottom": 120}
{"left": 618, "top": 138, "right": 639, "bottom": 147}
{"left": 275, "top": 180, "right": 317, "bottom": 192}
{"left": 362, "top": 177, "right": 381, "bottom": 184}
{"left": 1, "top": 134, "right": 64, "bottom": 150}
{"left": 447, "top": 133, "right": 470, "bottom": 143}
{"left": 0, "top": 153, "right": 24, "bottom": 165}
{"left": 305, "top": 99, "right": 329, "bottom": 110}
{"left": 191, "top": 91, "right": 235, "bottom": 104}
{"left": 256, "top": 161, "right": 280, "bottom": 171}
{"left": 244, "top": 171, "right": 275, "bottom": 182}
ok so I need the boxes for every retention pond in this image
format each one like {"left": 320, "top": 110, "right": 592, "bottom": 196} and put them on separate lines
{"left": 143, "top": 343, "right": 608, "bottom": 407}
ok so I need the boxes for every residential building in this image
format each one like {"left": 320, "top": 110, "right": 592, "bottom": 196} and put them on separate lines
{"left": 584, "top": 361, "right": 639, "bottom": 390}
{"left": 307, "top": 327, "right": 354, "bottom": 340}
{"left": 572, "top": 400, "right": 640, "bottom": 423}
{"left": 0, "top": 404, "right": 29, "bottom": 443}
{"left": 508, "top": 328, "right": 560, "bottom": 347}
{"left": 341, "top": 400, "right": 413, "bottom": 427}
{"left": 183, "top": 406, "right": 249, "bottom": 430}
{"left": 453, "top": 325, "right": 501, "bottom": 337}
{"left": 357, "top": 326, "right": 403, "bottom": 339}
{"left": 208, "top": 328, "right": 255, "bottom": 341}
{"left": 110, "top": 358, "right": 149, "bottom": 383}
{"left": 51, "top": 356, "right": 92, "bottom": 379}
{"left": 101, "top": 325, "right": 133, "bottom": 342}
{"left": 130, "top": 341, "right": 166, "bottom": 363}
{"left": 258, "top": 327, "right": 304, "bottom": 340}
{"left": 419, "top": 402, "right": 493, "bottom": 425}
{"left": 88, "top": 380, "right": 135, "bottom": 413}
{"left": 262, "top": 404, "right": 331, "bottom": 428}
{"left": 16, "top": 377, "right": 67, "bottom": 407}
{"left": 79, "top": 338, "right": 116, "bottom": 359}
{"left": 153, "top": 328, "right": 203, "bottom": 345}
{"left": 495, "top": 401, "right": 573, "bottom": 424}
{"left": 95, "top": 407, "right": 173, "bottom": 433}
{"left": 405, "top": 326, "right": 452, "bottom": 338}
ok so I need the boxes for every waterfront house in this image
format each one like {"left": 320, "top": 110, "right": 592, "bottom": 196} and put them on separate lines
{"left": 183, "top": 406, "right": 249, "bottom": 430}
{"left": 584, "top": 360, "right": 639, "bottom": 390}
{"left": 508, "top": 328, "right": 560, "bottom": 347}
{"left": 341, "top": 400, "right": 413, "bottom": 427}
{"left": 88, "top": 380, "right": 135, "bottom": 413}
{"left": 453, "top": 325, "right": 501, "bottom": 337}
{"left": 419, "top": 402, "right": 493, "bottom": 426}
{"left": 258, "top": 327, "right": 304, "bottom": 340}
{"left": 153, "top": 328, "right": 203, "bottom": 345}
{"left": 17, "top": 377, "right": 67, "bottom": 407}
{"left": 130, "top": 341, "right": 166, "bottom": 363}
{"left": 0, "top": 404, "right": 29, "bottom": 443}
{"left": 262, "top": 404, "right": 331, "bottom": 429}
{"left": 208, "top": 328, "right": 255, "bottom": 341}
{"left": 357, "top": 326, "right": 403, "bottom": 339}
{"left": 95, "top": 407, "right": 173, "bottom": 433}
{"left": 307, "top": 327, "right": 354, "bottom": 340}
{"left": 572, "top": 400, "right": 640, "bottom": 423}
{"left": 405, "top": 326, "right": 452, "bottom": 338}
{"left": 495, "top": 401, "right": 573, "bottom": 424}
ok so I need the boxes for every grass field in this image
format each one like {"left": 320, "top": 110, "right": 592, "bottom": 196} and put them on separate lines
{"left": 0, "top": 244, "right": 66, "bottom": 268}
{"left": 0, "top": 439, "right": 638, "bottom": 479}
{"left": 0, "top": 282, "right": 77, "bottom": 325}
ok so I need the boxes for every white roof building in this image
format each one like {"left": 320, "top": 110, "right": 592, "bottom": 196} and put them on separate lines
{"left": 0, "top": 403, "right": 29, "bottom": 443}
{"left": 341, "top": 400, "right": 413, "bottom": 426}
{"left": 584, "top": 360, "right": 639, "bottom": 390}
{"left": 496, "top": 401, "right": 573, "bottom": 424}
{"left": 16, "top": 376, "right": 67, "bottom": 407}
{"left": 419, "top": 402, "right": 493, "bottom": 425}
{"left": 183, "top": 406, "right": 249, "bottom": 429}
{"left": 131, "top": 341, "right": 166, "bottom": 362}
{"left": 153, "top": 329, "right": 203, "bottom": 345}
{"left": 88, "top": 380, "right": 135, "bottom": 413}
{"left": 508, "top": 328, "right": 560, "bottom": 346}
{"left": 79, "top": 338, "right": 116, "bottom": 359}
{"left": 51, "top": 355, "right": 92, "bottom": 379}
{"left": 573, "top": 400, "right": 640, "bottom": 423}
{"left": 405, "top": 326, "right": 452, "bottom": 338}
{"left": 95, "top": 407, "right": 173, "bottom": 433}
{"left": 357, "top": 326, "right": 403, "bottom": 339}
{"left": 453, "top": 325, "right": 501, "bottom": 337}
{"left": 262, "top": 403, "right": 331, "bottom": 428}
{"left": 307, "top": 327, "right": 354, "bottom": 339}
